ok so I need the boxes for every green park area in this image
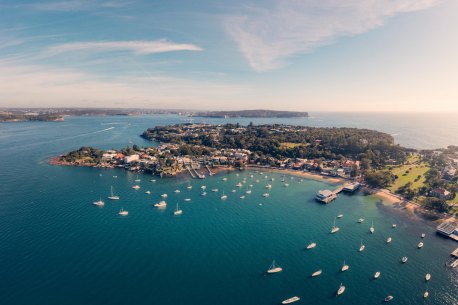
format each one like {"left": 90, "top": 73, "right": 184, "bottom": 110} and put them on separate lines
{"left": 387, "top": 155, "right": 430, "bottom": 193}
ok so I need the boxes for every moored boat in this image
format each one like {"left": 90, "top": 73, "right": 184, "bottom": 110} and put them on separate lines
{"left": 306, "top": 242, "right": 316, "bottom": 249}
{"left": 154, "top": 201, "right": 167, "bottom": 208}
{"left": 374, "top": 271, "right": 381, "bottom": 279}
{"left": 387, "top": 237, "right": 392, "bottom": 243}
{"left": 401, "top": 256, "right": 408, "bottom": 263}
{"left": 118, "top": 208, "right": 128, "bottom": 216}
{"left": 281, "top": 296, "right": 300, "bottom": 304}
{"left": 425, "top": 273, "right": 431, "bottom": 281}
{"left": 311, "top": 269, "right": 322, "bottom": 277}
{"left": 267, "top": 260, "right": 282, "bottom": 274}
{"left": 108, "top": 186, "right": 120, "bottom": 200}
{"left": 337, "top": 283, "right": 346, "bottom": 296}
{"left": 341, "top": 261, "right": 349, "bottom": 272}
{"left": 384, "top": 296, "right": 394, "bottom": 302}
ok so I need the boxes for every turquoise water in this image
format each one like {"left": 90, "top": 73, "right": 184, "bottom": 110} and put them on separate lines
{"left": 0, "top": 114, "right": 457, "bottom": 305}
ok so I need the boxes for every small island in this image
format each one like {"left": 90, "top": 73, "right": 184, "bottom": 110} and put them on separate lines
{"left": 52, "top": 123, "right": 458, "bottom": 220}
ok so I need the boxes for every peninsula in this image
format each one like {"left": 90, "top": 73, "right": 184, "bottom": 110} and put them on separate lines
{"left": 53, "top": 123, "right": 458, "bottom": 217}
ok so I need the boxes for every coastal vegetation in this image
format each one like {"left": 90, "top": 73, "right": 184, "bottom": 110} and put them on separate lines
{"left": 0, "top": 113, "right": 64, "bottom": 122}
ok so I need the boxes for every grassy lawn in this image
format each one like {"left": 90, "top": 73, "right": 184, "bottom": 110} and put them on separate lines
{"left": 387, "top": 154, "right": 430, "bottom": 192}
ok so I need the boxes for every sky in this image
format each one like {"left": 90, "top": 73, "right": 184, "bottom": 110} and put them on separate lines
{"left": 0, "top": 0, "right": 457, "bottom": 112}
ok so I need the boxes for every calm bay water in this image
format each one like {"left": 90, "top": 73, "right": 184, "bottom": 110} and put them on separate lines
{"left": 0, "top": 113, "right": 457, "bottom": 305}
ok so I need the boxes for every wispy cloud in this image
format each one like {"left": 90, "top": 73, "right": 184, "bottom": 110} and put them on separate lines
{"left": 29, "top": 0, "right": 132, "bottom": 12}
{"left": 226, "top": 0, "right": 442, "bottom": 71}
{"left": 45, "top": 40, "right": 203, "bottom": 56}
{"left": 0, "top": 62, "right": 247, "bottom": 109}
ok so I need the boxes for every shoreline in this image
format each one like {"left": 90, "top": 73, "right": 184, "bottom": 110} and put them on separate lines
{"left": 49, "top": 157, "right": 457, "bottom": 228}
{"left": 372, "top": 188, "right": 458, "bottom": 225}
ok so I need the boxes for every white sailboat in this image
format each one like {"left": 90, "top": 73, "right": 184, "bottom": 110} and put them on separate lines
{"left": 359, "top": 240, "right": 365, "bottom": 252}
{"left": 262, "top": 193, "right": 270, "bottom": 198}
{"left": 425, "top": 273, "right": 431, "bottom": 281}
{"left": 201, "top": 191, "right": 207, "bottom": 196}
{"left": 174, "top": 189, "right": 181, "bottom": 193}
{"left": 386, "top": 237, "right": 392, "bottom": 243}
{"left": 93, "top": 198, "right": 105, "bottom": 206}
{"left": 266, "top": 260, "right": 282, "bottom": 274}
{"left": 401, "top": 256, "right": 408, "bottom": 263}
{"left": 418, "top": 241, "right": 424, "bottom": 249}
{"left": 154, "top": 201, "right": 167, "bottom": 208}
{"left": 374, "top": 271, "right": 381, "bottom": 279}
{"left": 108, "top": 186, "right": 120, "bottom": 200}
{"left": 330, "top": 218, "right": 340, "bottom": 234}
{"left": 424, "top": 290, "right": 429, "bottom": 299}
{"left": 173, "top": 203, "right": 183, "bottom": 215}
{"left": 240, "top": 195, "right": 245, "bottom": 199}
{"left": 220, "top": 191, "right": 228, "bottom": 200}
{"left": 132, "top": 185, "right": 140, "bottom": 190}
{"left": 306, "top": 242, "right": 317, "bottom": 249}
{"left": 161, "top": 193, "right": 168, "bottom": 198}
{"left": 370, "top": 221, "right": 375, "bottom": 233}
{"left": 145, "top": 190, "right": 151, "bottom": 194}
{"left": 118, "top": 208, "right": 128, "bottom": 216}
{"left": 341, "top": 260, "right": 349, "bottom": 272}
{"left": 281, "top": 296, "right": 300, "bottom": 304}
{"left": 311, "top": 269, "right": 322, "bottom": 277}
{"left": 337, "top": 283, "right": 346, "bottom": 296}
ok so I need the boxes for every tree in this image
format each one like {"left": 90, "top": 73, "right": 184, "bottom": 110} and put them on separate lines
{"left": 424, "top": 198, "right": 450, "bottom": 213}
{"left": 365, "top": 171, "right": 395, "bottom": 188}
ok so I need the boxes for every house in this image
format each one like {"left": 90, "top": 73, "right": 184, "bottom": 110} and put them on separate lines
{"left": 430, "top": 188, "right": 453, "bottom": 200}
{"left": 123, "top": 154, "right": 140, "bottom": 164}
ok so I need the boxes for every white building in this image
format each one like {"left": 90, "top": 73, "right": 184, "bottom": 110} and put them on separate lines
{"left": 123, "top": 154, "right": 140, "bottom": 163}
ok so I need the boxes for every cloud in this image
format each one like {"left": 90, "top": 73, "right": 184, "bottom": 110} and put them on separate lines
{"left": 45, "top": 40, "right": 203, "bottom": 56}
{"left": 226, "top": 0, "right": 442, "bottom": 71}
{"left": 29, "top": 0, "right": 132, "bottom": 11}
{"left": 0, "top": 62, "right": 246, "bottom": 109}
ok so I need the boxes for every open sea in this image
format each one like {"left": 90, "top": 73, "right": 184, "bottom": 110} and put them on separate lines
{"left": 0, "top": 113, "right": 457, "bottom": 305}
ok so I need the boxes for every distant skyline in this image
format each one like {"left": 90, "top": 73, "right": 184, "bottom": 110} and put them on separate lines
{"left": 0, "top": 0, "right": 457, "bottom": 112}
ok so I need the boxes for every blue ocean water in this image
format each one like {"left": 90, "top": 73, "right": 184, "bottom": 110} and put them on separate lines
{"left": 0, "top": 113, "right": 457, "bottom": 305}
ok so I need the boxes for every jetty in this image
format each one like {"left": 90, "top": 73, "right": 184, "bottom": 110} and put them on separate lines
{"left": 192, "top": 167, "right": 205, "bottom": 179}
{"left": 315, "top": 184, "right": 347, "bottom": 203}
{"left": 205, "top": 165, "right": 215, "bottom": 176}
{"left": 436, "top": 222, "right": 458, "bottom": 242}
{"left": 186, "top": 166, "right": 196, "bottom": 179}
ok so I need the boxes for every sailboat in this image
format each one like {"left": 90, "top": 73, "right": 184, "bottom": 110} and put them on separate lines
{"left": 421, "top": 233, "right": 426, "bottom": 238}
{"left": 401, "top": 256, "right": 408, "bottom": 263}
{"left": 311, "top": 270, "right": 322, "bottom": 277}
{"left": 246, "top": 187, "right": 252, "bottom": 194}
{"left": 418, "top": 241, "right": 424, "bottom": 249}
{"left": 359, "top": 240, "right": 365, "bottom": 252}
{"left": 93, "top": 198, "right": 105, "bottom": 206}
{"left": 424, "top": 290, "right": 429, "bottom": 299}
{"left": 174, "top": 189, "right": 181, "bottom": 193}
{"left": 425, "top": 273, "right": 431, "bottom": 281}
{"left": 154, "top": 201, "right": 167, "bottom": 208}
{"left": 387, "top": 237, "right": 392, "bottom": 243}
{"left": 118, "top": 208, "right": 128, "bottom": 216}
{"left": 369, "top": 221, "right": 375, "bottom": 233}
{"left": 173, "top": 203, "right": 183, "bottom": 215}
{"left": 161, "top": 193, "right": 168, "bottom": 198}
{"left": 266, "top": 260, "right": 282, "bottom": 274}
{"left": 220, "top": 191, "right": 228, "bottom": 200}
{"left": 281, "top": 296, "right": 300, "bottom": 304}
{"left": 337, "top": 283, "right": 346, "bottom": 296}
{"left": 330, "top": 218, "right": 340, "bottom": 233}
{"left": 306, "top": 242, "right": 317, "bottom": 249}
{"left": 132, "top": 185, "right": 140, "bottom": 190}
{"left": 384, "top": 296, "right": 394, "bottom": 302}
{"left": 341, "top": 261, "right": 349, "bottom": 272}
{"left": 374, "top": 271, "right": 381, "bottom": 279}
{"left": 108, "top": 186, "right": 119, "bottom": 200}
{"left": 262, "top": 193, "right": 270, "bottom": 198}
{"left": 187, "top": 183, "right": 192, "bottom": 190}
